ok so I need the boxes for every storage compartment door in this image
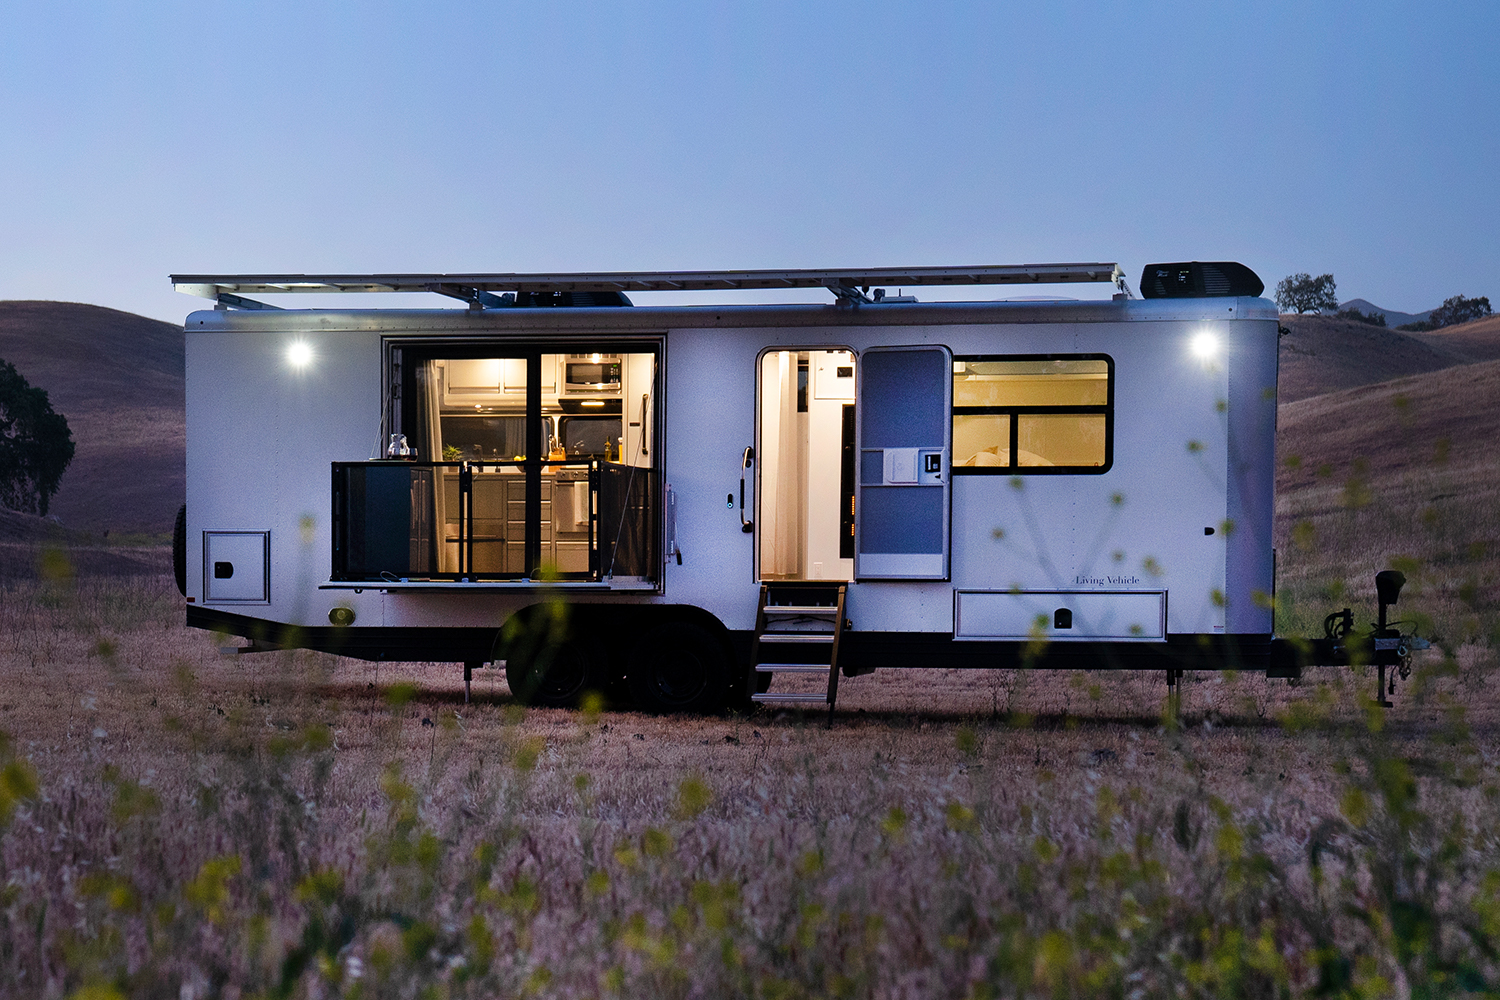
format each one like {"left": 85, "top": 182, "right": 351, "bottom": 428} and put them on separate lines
{"left": 855, "top": 345, "right": 952, "bottom": 579}
{"left": 204, "top": 531, "right": 270, "bottom": 603}
{"left": 955, "top": 590, "right": 1166, "bottom": 641}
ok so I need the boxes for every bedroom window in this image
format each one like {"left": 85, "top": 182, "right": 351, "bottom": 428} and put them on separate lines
{"left": 951, "top": 355, "right": 1113, "bottom": 474}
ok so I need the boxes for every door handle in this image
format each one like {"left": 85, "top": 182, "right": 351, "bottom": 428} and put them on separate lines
{"left": 640, "top": 394, "right": 649, "bottom": 456}
{"left": 739, "top": 446, "right": 754, "bottom": 533}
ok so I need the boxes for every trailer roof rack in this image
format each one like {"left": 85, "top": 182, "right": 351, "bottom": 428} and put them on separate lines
{"left": 171, "top": 263, "right": 1123, "bottom": 310}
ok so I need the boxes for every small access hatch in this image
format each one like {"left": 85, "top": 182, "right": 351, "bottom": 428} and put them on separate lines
{"left": 203, "top": 531, "right": 270, "bottom": 603}
{"left": 955, "top": 590, "right": 1165, "bottom": 641}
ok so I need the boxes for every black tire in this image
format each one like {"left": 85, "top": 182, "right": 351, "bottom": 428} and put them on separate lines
{"left": 504, "top": 635, "right": 602, "bottom": 708}
{"left": 627, "top": 621, "right": 731, "bottom": 714}
{"left": 172, "top": 504, "right": 187, "bottom": 597}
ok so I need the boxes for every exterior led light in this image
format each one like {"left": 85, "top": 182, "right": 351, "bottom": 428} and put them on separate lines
{"left": 1190, "top": 331, "right": 1219, "bottom": 359}
{"left": 287, "top": 341, "right": 313, "bottom": 368}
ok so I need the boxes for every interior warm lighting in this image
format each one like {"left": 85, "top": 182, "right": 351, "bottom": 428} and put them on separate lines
{"left": 581, "top": 400, "right": 605, "bottom": 407}
{"left": 1190, "top": 331, "right": 1219, "bottom": 360}
{"left": 590, "top": 352, "right": 602, "bottom": 363}
{"left": 287, "top": 341, "right": 313, "bottom": 368}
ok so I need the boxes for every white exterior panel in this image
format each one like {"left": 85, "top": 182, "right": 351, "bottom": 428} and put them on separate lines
{"left": 182, "top": 296, "right": 1278, "bottom": 651}
{"left": 955, "top": 590, "right": 1166, "bottom": 641}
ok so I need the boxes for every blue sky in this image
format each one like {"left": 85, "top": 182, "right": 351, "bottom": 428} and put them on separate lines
{"left": 2, "top": 0, "right": 1496, "bottom": 322}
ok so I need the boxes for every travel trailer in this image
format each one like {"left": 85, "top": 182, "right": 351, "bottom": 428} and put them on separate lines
{"left": 172, "top": 262, "right": 1399, "bottom": 714}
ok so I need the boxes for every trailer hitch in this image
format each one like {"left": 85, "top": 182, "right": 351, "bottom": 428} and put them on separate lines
{"left": 1299, "top": 570, "right": 1431, "bottom": 706}
{"left": 1366, "top": 571, "right": 1430, "bottom": 707}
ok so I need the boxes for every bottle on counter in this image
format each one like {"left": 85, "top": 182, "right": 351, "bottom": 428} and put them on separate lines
{"left": 387, "top": 434, "right": 415, "bottom": 459}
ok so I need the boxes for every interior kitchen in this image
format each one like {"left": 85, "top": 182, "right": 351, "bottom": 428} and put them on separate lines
{"left": 332, "top": 348, "right": 659, "bottom": 583}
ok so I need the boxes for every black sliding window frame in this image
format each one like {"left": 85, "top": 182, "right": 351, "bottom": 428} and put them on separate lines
{"left": 950, "top": 353, "right": 1115, "bottom": 476}
{"left": 387, "top": 338, "right": 661, "bottom": 580}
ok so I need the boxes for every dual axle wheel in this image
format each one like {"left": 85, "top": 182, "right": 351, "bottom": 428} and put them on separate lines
{"left": 501, "top": 616, "right": 733, "bottom": 714}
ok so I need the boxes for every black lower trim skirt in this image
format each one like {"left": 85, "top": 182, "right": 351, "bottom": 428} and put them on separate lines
{"left": 188, "top": 606, "right": 498, "bottom": 663}
{"left": 190, "top": 605, "right": 1292, "bottom": 673}
{"left": 734, "top": 630, "right": 1276, "bottom": 673}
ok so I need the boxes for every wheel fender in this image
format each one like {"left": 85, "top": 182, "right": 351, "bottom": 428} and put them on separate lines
{"left": 172, "top": 504, "right": 187, "bottom": 597}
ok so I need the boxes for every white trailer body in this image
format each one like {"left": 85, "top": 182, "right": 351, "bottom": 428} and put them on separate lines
{"left": 177, "top": 264, "right": 1280, "bottom": 711}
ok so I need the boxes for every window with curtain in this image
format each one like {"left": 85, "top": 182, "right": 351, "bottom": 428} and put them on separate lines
{"left": 951, "top": 356, "right": 1112, "bottom": 474}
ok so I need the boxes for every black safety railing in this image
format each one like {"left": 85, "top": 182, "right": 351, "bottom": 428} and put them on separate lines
{"left": 330, "top": 460, "right": 658, "bottom": 584}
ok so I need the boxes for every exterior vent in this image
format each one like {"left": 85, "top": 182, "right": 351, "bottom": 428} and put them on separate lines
{"left": 1139, "top": 262, "right": 1263, "bottom": 300}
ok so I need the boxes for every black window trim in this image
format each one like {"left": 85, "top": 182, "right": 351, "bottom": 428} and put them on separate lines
{"left": 951, "top": 352, "right": 1115, "bottom": 476}
{"left": 382, "top": 335, "right": 663, "bottom": 580}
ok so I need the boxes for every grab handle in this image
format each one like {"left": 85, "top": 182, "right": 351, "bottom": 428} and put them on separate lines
{"left": 640, "top": 394, "right": 650, "bottom": 456}
{"left": 739, "top": 446, "right": 754, "bottom": 533}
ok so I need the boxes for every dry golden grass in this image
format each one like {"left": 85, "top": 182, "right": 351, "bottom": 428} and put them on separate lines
{"left": 0, "top": 320, "right": 1496, "bottom": 995}
{"left": 1, "top": 564, "right": 1498, "bottom": 997}
{"left": 1275, "top": 359, "right": 1500, "bottom": 649}
{"left": 1276, "top": 314, "right": 1467, "bottom": 403}
{"left": 1410, "top": 313, "right": 1500, "bottom": 364}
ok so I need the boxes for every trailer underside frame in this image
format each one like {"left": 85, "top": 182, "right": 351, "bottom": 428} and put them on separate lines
{"left": 191, "top": 605, "right": 1301, "bottom": 678}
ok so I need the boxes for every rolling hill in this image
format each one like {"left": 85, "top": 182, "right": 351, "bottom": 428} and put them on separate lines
{"left": 1408, "top": 313, "right": 1500, "bottom": 363}
{"left": 1337, "top": 298, "right": 1431, "bottom": 328}
{"left": 0, "top": 301, "right": 184, "bottom": 536}
{"left": 1273, "top": 355, "right": 1500, "bottom": 629}
{"left": 1275, "top": 313, "right": 1469, "bottom": 402}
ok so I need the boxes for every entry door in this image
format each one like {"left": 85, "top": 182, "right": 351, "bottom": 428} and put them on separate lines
{"left": 855, "top": 345, "right": 952, "bottom": 579}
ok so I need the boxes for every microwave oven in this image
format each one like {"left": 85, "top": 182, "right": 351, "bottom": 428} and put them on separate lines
{"left": 564, "top": 355, "right": 622, "bottom": 394}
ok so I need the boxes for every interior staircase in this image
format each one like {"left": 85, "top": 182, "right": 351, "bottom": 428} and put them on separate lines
{"left": 748, "top": 582, "right": 847, "bottom": 721}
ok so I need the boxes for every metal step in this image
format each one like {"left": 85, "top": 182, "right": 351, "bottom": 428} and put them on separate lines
{"left": 763, "top": 605, "right": 839, "bottom": 615}
{"left": 751, "top": 692, "right": 829, "bottom": 705}
{"left": 759, "top": 633, "right": 835, "bottom": 644}
{"left": 754, "top": 663, "right": 831, "bottom": 674}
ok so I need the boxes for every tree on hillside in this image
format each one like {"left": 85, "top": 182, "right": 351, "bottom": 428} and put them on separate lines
{"left": 1274, "top": 273, "right": 1338, "bottom": 314}
{"left": 1334, "top": 306, "right": 1386, "bottom": 327}
{"left": 0, "top": 359, "right": 74, "bottom": 517}
{"left": 1428, "top": 294, "right": 1492, "bottom": 329}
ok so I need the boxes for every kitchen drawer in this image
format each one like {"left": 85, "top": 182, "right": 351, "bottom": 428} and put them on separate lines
{"left": 508, "top": 500, "right": 552, "bottom": 522}
{"left": 507, "top": 520, "right": 551, "bottom": 542}
{"left": 470, "top": 478, "right": 507, "bottom": 519}
{"left": 553, "top": 541, "right": 590, "bottom": 574}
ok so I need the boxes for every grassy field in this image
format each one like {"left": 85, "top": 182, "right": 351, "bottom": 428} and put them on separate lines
{"left": 0, "top": 562, "right": 1496, "bottom": 998}
{"left": 1273, "top": 358, "right": 1500, "bottom": 651}
{"left": 1, "top": 308, "right": 1498, "bottom": 996}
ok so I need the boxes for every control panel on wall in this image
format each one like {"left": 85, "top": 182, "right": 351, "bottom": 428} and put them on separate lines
{"left": 203, "top": 531, "right": 270, "bottom": 603}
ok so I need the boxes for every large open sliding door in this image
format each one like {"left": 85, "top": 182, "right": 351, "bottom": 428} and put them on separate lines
{"left": 855, "top": 345, "right": 952, "bottom": 580}
{"left": 333, "top": 341, "right": 661, "bottom": 584}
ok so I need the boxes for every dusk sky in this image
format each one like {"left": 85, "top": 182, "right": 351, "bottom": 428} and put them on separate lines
{"left": 2, "top": 0, "right": 1496, "bottom": 322}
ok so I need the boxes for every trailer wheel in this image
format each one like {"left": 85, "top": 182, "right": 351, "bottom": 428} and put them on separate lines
{"left": 627, "top": 621, "right": 730, "bottom": 714}
{"left": 504, "top": 635, "right": 603, "bottom": 709}
{"left": 172, "top": 504, "right": 187, "bottom": 597}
